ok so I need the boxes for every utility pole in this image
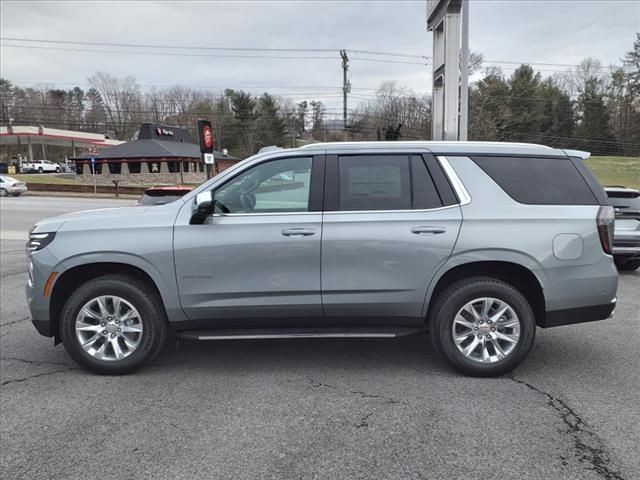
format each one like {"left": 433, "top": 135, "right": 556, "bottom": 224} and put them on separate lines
{"left": 340, "top": 49, "right": 350, "bottom": 141}
{"left": 459, "top": 0, "right": 469, "bottom": 141}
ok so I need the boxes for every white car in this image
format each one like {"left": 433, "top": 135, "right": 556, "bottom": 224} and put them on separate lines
{"left": 0, "top": 176, "right": 28, "bottom": 197}
{"left": 21, "top": 160, "right": 61, "bottom": 173}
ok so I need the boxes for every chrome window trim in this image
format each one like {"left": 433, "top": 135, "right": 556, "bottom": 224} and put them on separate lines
{"left": 212, "top": 211, "right": 318, "bottom": 217}
{"left": 323, "top": 204, "right": 460, "bottom": 215}
{"left": 436, "top": 155, "right": 472, "bottom": 206}
{"left": 211, "top": 204, "right": 460, "bottom": 217}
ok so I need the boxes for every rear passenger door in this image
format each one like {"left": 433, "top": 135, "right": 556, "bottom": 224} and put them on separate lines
{"left": 321, "top": 151, "right": 462, "bottom": 323}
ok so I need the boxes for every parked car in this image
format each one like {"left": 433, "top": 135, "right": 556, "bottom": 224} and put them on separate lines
{"left": 0, "top": 176, "right": 28, "bottom": 197}
{"left": 26, "top": 141, "right": 617, "bottom": 376}
{"left": 138, "top": 185, "right": 193, "bottom": 206}
{"left": 21, "top": 160, "right": 61, "bottom": 173}
{"left": 605, "top": 186, "right": 640, "bottom": 271}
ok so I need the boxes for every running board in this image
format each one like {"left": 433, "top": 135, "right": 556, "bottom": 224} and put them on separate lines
{"left": 175, "top": 326, "right": 423, "bottom": 341}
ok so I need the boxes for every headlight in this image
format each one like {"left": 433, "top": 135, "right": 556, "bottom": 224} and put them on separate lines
{"left": 27, "top": 232, "right": 56, "bottom": 252}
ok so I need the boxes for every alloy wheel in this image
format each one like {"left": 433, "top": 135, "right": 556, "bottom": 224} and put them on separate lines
{"left": 75, "top": 295, "right": 143, "bottom": 361}
{"left": 451, "top": 297, "right": 521, "bottom": 364}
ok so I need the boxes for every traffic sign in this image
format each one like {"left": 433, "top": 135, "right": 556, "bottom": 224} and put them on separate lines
{"left": 203, "top": 153, "right": 214, "bottom": 165}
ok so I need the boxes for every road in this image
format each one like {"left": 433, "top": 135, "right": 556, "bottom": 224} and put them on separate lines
{"left": 1, "top": 196, "right": 638, "bottom": 480}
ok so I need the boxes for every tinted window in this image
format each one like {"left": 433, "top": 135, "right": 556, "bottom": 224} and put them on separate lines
{"left": 606, "top": 191, "right": 640, "bottom": 210}
{"left": 411, "top": 155, "right": 442, "bottom": 209}
{"left": 215, "top": 157, "right": 312, "bottom": 213}
{"left": 338, "top": 155, "right": 411, "bottom": 211}
{"left": 471, "top": 156, "right": 598, "bottom": 205}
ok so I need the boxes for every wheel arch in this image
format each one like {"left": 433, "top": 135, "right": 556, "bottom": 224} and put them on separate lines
{"left": 49, "top": 262, "right": 166, "bottom": 344}
{"left": 425, "top": 259, "right": 547, "bottom": 327}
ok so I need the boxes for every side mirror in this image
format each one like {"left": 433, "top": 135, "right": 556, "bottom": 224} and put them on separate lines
{"left": 190, "top": 191, "right": 214, "bottom": 225}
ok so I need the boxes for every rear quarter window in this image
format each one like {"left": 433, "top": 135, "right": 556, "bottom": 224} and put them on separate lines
{"left": 471, "top": 156, "right": 598, "bottom": 205}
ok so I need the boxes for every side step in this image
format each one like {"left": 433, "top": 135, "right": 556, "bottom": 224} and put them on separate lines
{"left": 175, "top": 326, "right": 423, "bottom": 341}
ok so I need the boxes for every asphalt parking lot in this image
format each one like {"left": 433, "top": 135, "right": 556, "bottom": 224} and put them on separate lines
{"left": 1, "top": 195, "right": 638, "bottom": 480}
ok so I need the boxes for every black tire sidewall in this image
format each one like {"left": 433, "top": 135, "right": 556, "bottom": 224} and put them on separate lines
{"left": 60, "top": 276, "right": 166, "bottom": 374}
{"left": 432, "top": 277, "right": 536, "bottom": 377}
{"left": 0, "top": 188, "right": 7, "bottom": 197}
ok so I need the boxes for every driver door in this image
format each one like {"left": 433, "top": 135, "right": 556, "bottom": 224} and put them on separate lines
{"left": 174, "top": 155, "right": 324, "bottom": 325}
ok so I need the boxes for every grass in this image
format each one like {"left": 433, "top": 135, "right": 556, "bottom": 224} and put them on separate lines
{"left": 585, "top": 156, "right": 640, "bottom": 190}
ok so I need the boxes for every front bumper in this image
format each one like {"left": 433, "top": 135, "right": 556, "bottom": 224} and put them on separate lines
{"left": 32, "top": 319, "right": 53, "bottom": 337}
{"left": 541, "top": 297, "right": 616, "bottom": 328}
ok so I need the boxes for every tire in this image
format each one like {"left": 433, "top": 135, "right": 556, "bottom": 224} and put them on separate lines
{"left": 60, "top": 275, "right": 168, "bottom": 375}
{"left": 0, "top": 188, "right": 7, "bottom": 197}
{"left": 430, "top": 277, "right": 536, "bottom": 377}
{"left": 38, "top": 167, "right": 43, "bottom": 173}
{"left": 55, "top": 167, "right": 61, "bottom": 173}
{"left": 11, "top": 192, "right": 21, "bottom": 197}
{"left": 616, "top": 259, "right": 640, "bottom": 271}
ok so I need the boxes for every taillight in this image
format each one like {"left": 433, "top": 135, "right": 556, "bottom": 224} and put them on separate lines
{"left": 597, "top": 206, "right": 615, "bottom": 255}
{"left": 11, "top": 183, "right": 17, "bottom": 187}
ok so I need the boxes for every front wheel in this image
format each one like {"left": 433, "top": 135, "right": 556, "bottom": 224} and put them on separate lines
{"left": 60, "top": 275, "right": 168, "bottom": 374}
{"left": 55, "top": 167, "right": 61, "bottom": 173}
{"left": 0, "top": 188, "right": 7, "bottom": 197}
{"left": 430, "top": 277, "right": 536, "bottom": 377}
{"left": 38, "top": 167, "right": 43, "bottom": 173}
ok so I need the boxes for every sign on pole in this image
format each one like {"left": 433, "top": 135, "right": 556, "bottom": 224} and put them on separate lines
{"left": 91, "top": 157, "right": 97, "bottom": 194}
{"left": 197, "top": 119, "right": 215, "bottom": 179}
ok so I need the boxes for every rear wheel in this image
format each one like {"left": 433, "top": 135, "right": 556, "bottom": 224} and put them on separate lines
{"left": 11, "top": 192, "right": 21, "bottom": 197}
{"left": 38, "top": 167, "right": 43, "bottom": 173}
{"left": 55, "top": 167, "right": 61, "bottom": 173}
{"left": 60, "top": 275, "right": 167, "bottom": 374}
{"left": 0, "top": 188, "right": 7, "bottom": 197}
{"left": 430, "top": 277, "right": 536, "bottom": 377}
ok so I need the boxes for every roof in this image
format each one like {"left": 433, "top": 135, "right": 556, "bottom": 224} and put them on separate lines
{"left": 298, "top": 141, "right": 572, "bottom": 157}
{"left": 71, "top": 139, "right": 238, "bottom": 161}
{"left": 0, "top": 126, "right": 124, "bottom": 148}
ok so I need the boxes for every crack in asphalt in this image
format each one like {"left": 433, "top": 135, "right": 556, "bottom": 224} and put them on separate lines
{"left": 1, "top": 316, "right": 30, "bottom": 328}
{"left": 1, "top": 356, "right": 72, "bottom": 367}
{"left": 355, "top": 412, "right": 374, "bottom": 428}
{"left": 1, "top": 366, "right": 78, "bottom": 387}
{"left": 510, "top": 374, "right": 627, "bottom": 480}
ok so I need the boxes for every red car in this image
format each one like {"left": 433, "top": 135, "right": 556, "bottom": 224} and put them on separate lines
{"left": 138, "top": 185, "right": 193, "bottom": 206}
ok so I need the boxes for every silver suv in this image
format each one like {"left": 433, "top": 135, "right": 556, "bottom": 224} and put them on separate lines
{"left": 26, "top": 142, "right": 618, "bottom": 376}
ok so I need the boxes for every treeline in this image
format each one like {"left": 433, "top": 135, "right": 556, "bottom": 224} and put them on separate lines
{"left": 1, "top": 34, "right": 638, "bottom": 157}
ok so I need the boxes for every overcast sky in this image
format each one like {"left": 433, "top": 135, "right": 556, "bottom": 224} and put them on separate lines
{"left": 1, "top": 0, "right": 638, "bottom": 114}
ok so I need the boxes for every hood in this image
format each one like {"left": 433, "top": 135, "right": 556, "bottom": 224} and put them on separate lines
{"left": 31, "top": 205, "right": 151, "bottom": 234}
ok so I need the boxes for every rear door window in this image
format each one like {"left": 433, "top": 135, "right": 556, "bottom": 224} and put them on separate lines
{"left": 471, "top": 156, "right": 598, "bottom": 205}
{"left": 336, "top": 154, "right": 443, "bottom": 211}
{"left": 338, "top": 155, "right": 411, "bottom": 211}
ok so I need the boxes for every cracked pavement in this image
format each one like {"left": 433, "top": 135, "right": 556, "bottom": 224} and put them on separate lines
{"left": 1, "top": 196, "right": 639, "bottom": 480}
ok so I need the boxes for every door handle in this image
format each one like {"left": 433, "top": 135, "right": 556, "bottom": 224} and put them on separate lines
{"left": 281, "top": 227, "right": 316, "bottom": 237}
{"left": 411, "top": 226, "right": 446, "bottom": 235}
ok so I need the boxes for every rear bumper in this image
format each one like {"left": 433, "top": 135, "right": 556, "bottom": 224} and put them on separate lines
{"left": 612, "top": 245, "right": 640, "bottom": 259}
{"left": 541, "top": 297, "right": 616, "bottom": 328}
